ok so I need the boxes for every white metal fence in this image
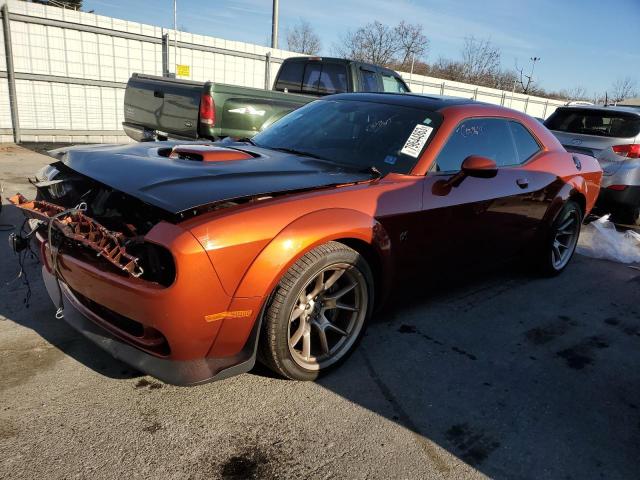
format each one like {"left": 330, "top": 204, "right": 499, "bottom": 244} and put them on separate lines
{"left": 0, "top": 0, "right": 566, "bottom": 144}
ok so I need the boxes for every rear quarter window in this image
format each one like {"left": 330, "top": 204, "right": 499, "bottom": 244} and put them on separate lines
{"left": 509, "top": 121, "right": 540, "bottom": 163}
{"left": 545, "top": 109, "right": 640, "bottom": 138}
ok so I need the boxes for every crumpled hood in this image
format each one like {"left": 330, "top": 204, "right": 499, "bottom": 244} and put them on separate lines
{"left": 51, "top": 142, "right": 371, "bottom": 214}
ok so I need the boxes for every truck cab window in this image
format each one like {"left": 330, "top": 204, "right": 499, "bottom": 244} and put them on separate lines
{"left": 360, "top": 69, "right": 379, "bottom": 92}
{"left": 382, "top": 75, "right": 408, "bottom": 93}
{"left": 274, "top": 62, "right": 305, "bottom": 92}
{"left": 317, "top": 63, "right": 349, "bottom": 94}
{"left": 302, "top": 63, "right": 323, "bottom": 94}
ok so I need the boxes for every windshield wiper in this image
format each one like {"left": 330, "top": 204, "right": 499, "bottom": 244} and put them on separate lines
{"left": 235, "top": 137, "right": 257, "bottom": 146}
{"left": 361, "top": 166, "right": 382, "bottom": 179}
{"left": 267, "top": 147, "right": 327, "bottom": 160}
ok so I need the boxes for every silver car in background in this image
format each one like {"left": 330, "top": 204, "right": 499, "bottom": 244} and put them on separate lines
{"left": 545, "top": 106, "right": 640, "bottom": 224}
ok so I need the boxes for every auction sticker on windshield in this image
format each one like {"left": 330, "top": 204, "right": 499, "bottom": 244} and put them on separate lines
{"left": 400, "top": 124, "right": 434, "bottom": 158}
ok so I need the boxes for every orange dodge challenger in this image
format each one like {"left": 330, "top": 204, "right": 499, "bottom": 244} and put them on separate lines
{"left": 11, "top": 94, "right": 602, "bottom": 385}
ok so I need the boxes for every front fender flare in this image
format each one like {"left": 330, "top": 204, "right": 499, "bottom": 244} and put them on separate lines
{"left": 233, "top": 208, "right": 393, "bottom": 300}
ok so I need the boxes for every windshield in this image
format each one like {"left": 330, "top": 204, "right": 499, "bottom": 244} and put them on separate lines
{"left": 253, "top": 99, "right": 442, "bottom": 175}
{"left": 545, "top": 108, "right": 640, "bottom": 138}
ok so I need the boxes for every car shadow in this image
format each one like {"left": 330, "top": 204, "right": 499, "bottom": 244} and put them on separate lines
{"left": 3, "top": 179, "right": 639, "bottom": 478}
{"left": 313, "top": 256, "right": 640, "bottom": 479}
{"left": 0, "top": 204, "right": 139, "bottom": 381}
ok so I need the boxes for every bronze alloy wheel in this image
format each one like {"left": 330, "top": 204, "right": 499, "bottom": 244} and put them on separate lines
{"left": 286, "top": 263, "right": 368, "bottom": 370}
{"left": 259, "top": 241, "right": 373, "bottom": 380}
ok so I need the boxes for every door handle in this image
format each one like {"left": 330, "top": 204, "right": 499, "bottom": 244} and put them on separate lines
{"left": 572, "top": 155, "right": 582, "bottom": 170}
{"left": 153, "top": 91, "right": 164, "bottom": 98}
{"left": 516, "top": 178, "right": 529, "bottom": 189}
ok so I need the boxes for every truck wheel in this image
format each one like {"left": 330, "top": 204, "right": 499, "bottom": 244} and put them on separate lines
{"left": 539, "top": 200, "right": 582, "bottom": 276}
{"left": 259, "top": 241, "right": 374, "bottom": 380}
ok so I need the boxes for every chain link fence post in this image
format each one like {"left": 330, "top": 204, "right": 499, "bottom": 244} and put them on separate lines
{"left": 161, "top": 32, "right": 171, "bottom": 77}
{"left": 264, "top": 52, "right": 271, "bottom": 90}
{"left": 2, "top": 3, "right": 20, "bottom": 143}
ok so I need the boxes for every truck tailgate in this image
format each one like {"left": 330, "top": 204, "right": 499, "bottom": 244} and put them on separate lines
{"left": 124, "top": 74, "right": 202, "bottom": 139}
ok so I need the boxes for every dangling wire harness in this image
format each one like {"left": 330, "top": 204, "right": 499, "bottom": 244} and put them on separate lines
{"left": 9, "top": 194, "right": 144, "bottom": 319}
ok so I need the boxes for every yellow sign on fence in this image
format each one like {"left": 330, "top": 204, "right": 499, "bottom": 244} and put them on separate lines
{"left": 176, "top": 64, "right": 190, "bottom": 77}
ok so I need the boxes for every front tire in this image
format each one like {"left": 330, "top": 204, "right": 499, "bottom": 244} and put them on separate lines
{"left": 259, "top": 241, "right": 374, "bottom": 381}
{"left": 539, "top": 200, "right": 583, "bottom": 276}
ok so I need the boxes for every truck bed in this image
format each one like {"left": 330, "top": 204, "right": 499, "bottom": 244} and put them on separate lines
{"left": 123, "top": 74, "right": 313, "bottom": 141}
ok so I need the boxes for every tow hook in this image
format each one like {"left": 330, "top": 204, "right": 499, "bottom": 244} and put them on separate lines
{"left": 8, "top": 232, "right": 30, "bottom": 253}
{"left": 9, "top": 219, "right": 42, "bottom": 253}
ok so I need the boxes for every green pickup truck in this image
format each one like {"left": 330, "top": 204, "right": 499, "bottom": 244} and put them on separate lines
{"left": 122, "top": 56, "right": 410, "bottom": 142}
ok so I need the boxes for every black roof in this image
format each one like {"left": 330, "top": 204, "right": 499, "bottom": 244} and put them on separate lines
{"left": 554, "top": 104, "right": 640, "bottom": 116}
{"left": 323, "top": 92, "right": 475, "bottom": 111}
{"left": 283, "top": 56, "right": 404, "bottom": 78}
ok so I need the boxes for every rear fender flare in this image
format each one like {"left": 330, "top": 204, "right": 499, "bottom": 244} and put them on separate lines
{"left": 233, "top": 208, "right": 393, "bottom": 301}
{"left": 543, "top": 178, "right": 587, "bottom": 227}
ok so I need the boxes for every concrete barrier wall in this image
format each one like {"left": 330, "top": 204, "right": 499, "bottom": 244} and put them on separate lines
{"left": 0, "top": 0, "right": 566, "bottom": 144}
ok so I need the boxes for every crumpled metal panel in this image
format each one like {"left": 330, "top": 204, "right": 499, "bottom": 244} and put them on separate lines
{"left": 9, "top": 194, "right": 143, "bottom": 277}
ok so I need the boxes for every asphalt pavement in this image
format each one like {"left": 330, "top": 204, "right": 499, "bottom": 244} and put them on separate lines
{"left": 1, "top": 144, "right": 639, "bottom": 479}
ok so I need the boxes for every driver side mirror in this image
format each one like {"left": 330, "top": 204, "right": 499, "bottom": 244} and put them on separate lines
{"left": 461, "top": 155, "right": 498, "bottom": 179}
{"left": 447, "top": 155, "right": 498, "bottom": 188}
{"left": 432, "top": 155, "right": 498, "bottom": 196}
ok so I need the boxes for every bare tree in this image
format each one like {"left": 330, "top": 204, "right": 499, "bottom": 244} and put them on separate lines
{"left": 334, "top": 21, "right": 400, "bottom": 65}
{"left": 610, "top": 77, "right": 638, "bottom": 103}
{"left": 286, "top": 19, "right": 321, "bottom": 55}
{"left": 334, "top": 20, "right": 428, "bottom": 68}
{"left": 515, "top": 57, "right": 541, "bottom": 94}
{"left": 460, "top": 36, "right": 501, "bottom": 84}
{"left": 427, "top": 57, "right": 465, "bottom": 82}
{"left": 394, "top": 21, "right": 429, "bottom": 69}
{"left": 493, "top": 69, "right": 518, "bottom": 91}
{"left": 560, "top": 85, "right": 588, "bottom": 102}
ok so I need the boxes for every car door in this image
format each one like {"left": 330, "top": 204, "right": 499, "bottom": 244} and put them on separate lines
{"left": 419, "top": 117, "right": 557, "bottom": 269}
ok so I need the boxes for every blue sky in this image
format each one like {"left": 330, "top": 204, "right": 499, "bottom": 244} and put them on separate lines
{"left": 83, "top": 0, "right": 640, "bottom": 96}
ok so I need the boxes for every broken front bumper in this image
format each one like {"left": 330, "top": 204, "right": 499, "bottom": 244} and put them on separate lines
{"left": 42, "top": 266, "right": 259, "bottom": 386}
{"left": 11, "top": 194, "right": 265, "bottom": 385}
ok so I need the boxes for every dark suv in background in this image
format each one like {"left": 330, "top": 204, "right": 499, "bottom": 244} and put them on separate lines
{"left": 545, "top": 106, "right": 640, "bottom": 224}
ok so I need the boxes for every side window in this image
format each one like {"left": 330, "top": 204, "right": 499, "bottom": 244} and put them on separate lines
{"left": 434, "top": 118, "right": 517, "bottom": 172}
{"left": 381, "top": 75, "right": 408, "bottom": 93}
{"left": 360, "top": 69, "right": 379, "bottom": 92}
{"left": 302, "top": 63, "right": 323, "bottom": 93}
{"left": 274, "top": 62, "right": 305, "bottom": 92}
{"left": 317, "top": 63, "right": 349, "bottom": 94}
{"left": 509, "top": 121, "right": 541, "bottom": 163}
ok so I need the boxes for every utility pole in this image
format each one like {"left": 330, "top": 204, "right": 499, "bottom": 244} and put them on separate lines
{"left": 271, "top": 0, "right": 279, "bottom": 49}
{"left": 174, "top": 0, "right": 177, "bottom": 74}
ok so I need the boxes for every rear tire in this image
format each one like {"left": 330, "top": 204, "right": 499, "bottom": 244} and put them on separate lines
{"left": 611, "top": 206, "right": 640, "bottom": 226}
{"left": 538, "top": 200, "right": 583, "bottom": 276}
{"left": 259, "top": 241, "right": 374, "bottom": 381}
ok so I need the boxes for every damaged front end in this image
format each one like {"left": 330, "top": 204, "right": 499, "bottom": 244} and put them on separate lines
{"left": 10, "top": 162, "right": 177, "bottom": 287}
{"left": 10, "top": 194, "right": 144, "bottom": 278}
{"left": 6, "top": 158, "right": 256, "bottom": 384}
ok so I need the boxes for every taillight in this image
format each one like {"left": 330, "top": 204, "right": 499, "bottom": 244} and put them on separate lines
{"left": 606, "top": 185, "right": 628, "bottom": 191}
{"left": 199, "top": 92, "right": 215, "bottom": 127}
{"left": 612, "top": 144, "right": 640, "bottom": 158}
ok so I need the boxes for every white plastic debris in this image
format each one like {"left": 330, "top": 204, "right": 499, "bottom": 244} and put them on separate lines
{"left": 577, "top": 215, "right": 640, "bottom": 264}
